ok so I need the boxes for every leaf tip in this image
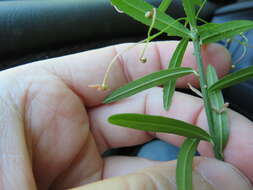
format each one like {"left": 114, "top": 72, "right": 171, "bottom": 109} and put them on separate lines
{"left": 163, "top": 99, "right": 171, "bottom": 111}
{"left": 163, "top": 105, "right": 169, "bottom": 111}
{"left": 107, "top": 115, "right": 114, "bottom": 123}
{"left": 103, "top": 96, "right": 112, "bottom": 104}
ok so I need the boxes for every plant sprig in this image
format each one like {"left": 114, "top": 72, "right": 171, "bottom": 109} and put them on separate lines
{"left": 97, "top": 0, "right": 253, "bottom": 189}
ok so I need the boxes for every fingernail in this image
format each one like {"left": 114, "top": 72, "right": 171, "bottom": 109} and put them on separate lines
{"left": 196, "top": 158, "right": 252, "bottom": 190}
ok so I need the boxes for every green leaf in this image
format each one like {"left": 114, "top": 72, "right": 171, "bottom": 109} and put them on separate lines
{"left": 182, "top": 0, "right": 197, "bottom": 28}
{"left": 163, "top": 81, "right": 176, "bottom": 110}
{"left": 111, "top": 0, "right": 191, "bottom": 38}
{"left": 193, "top": 0, "right": 203, "bottom": 6}
{"left": 163, "top": 39, "right": 189, "bottom": 110}
{"left": 167, "top": 39, "right": 190, "bottom": 69}
{"left": 207, "top": 65, "right": 229, "bottom": 160}
{"left": 176, "top": 138, "right": 200, "bottom": 190}
{"left": 104, "top": 67, "right": 195, "bottom": 104}
{"left": 108, "top": 113, "right": 212, "bottom": 141}
{"left": 199, "top": 20, "right": 253, "bottom": 44}
{"left": 158, "top": 0, "right": 172, "bottom": 12}
{"left": 208, "top": 66, "right": 253, "bottom": 92}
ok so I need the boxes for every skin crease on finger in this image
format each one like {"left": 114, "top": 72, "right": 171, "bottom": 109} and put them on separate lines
{"left": 0, "top": 40, "right": 252, "bottom": 190}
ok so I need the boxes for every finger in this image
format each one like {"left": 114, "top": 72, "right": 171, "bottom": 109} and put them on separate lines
{"left": 71, "top": 157, "right": 252, "bottom": 190}
{"left": 103, "top": 156, "right": 162, "bottom": 179}
{"left": 88, "top": 87, "right": 253, "bottom": 182}
{"left": 32, "top": 41, "right": 230, "bottom": 107}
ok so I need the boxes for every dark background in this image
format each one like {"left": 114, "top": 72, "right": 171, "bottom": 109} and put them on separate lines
{"left": 0, "top": 0, "right": 238, "bottom": 70}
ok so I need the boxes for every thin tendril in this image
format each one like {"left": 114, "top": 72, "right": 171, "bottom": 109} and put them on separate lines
{"left": 89, "top": 17, "right": 188, "bottom": 90}
{"left": 197, "top": 17, "right": 208, "bottom": 24}
{"left": 111, "top": 3, "right": 123, "bottom": 13}
{"left": 139, "top": 8, "right": 157, "bottom": 63}
{"left": 184, "top": 17, "right": 206, "bottom": 28}
{"left": 234, "top": 33, "right": 248, "bottom": 65}
{"left": 225, "top": 38, "right": 232, "bottom": 49}
{"left": 98, "top": 40, "right": 146, "bottom": 90}
{"left": 232, "top": 37, "right": 253, "bottom": 49}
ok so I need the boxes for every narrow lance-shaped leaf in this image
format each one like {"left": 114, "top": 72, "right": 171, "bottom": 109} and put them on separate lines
{"left": 158, "top": 0, "right": 172, "bottom": 12}
{"left": 111, "top": 0, "right": 191, "bottom": 38}
{"left": 209, "top": 66, "right": 253, "bottom": 92}
{"left": 199, "top": 20, "right": 253, "bottom": 44}
{"left": 108, "top": 113, "right": 212, "bottom": 142}
{"left": 176, "top": 138, "right": 200, "bottom": 190}
{"left": 182, "top": 0, "right": 197, "bottom": 28}
{"left": 163, "top": 39, "right": 189, "bottom": 110}
{"left": 207, "top": 65, "right": 229, "bottom": 160}
{"left": 104, "top": 67, "right": 195, "bottom": 104}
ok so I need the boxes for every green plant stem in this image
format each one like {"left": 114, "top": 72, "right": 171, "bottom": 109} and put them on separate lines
{"left": 192, "top": 35, "right": 223, "bottom": 160}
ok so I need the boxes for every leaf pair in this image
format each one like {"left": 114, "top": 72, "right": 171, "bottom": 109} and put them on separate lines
{"left": 111, "top": 0, "right": 191, "bottom": 38}
{"left": 182, "top": 0, "right": 253, "bottom": 42}
{"left": 111, "top": 0, "right": 253, "bottom": 44}
{"left": 199, "top": 20, "right": 253, "bottom": 43}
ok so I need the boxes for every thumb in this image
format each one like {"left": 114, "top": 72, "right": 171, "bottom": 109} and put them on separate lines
{"left": 70, "top": 157, "right": 252, "bottom": 190}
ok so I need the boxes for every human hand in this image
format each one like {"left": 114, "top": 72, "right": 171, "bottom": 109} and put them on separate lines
{"left": 0, "top": 41, "right": 252, "bottom": 190}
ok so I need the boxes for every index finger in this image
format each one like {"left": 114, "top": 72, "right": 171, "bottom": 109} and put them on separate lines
{"left": 36, "top": 41, "right": 230, "bottom": 107}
